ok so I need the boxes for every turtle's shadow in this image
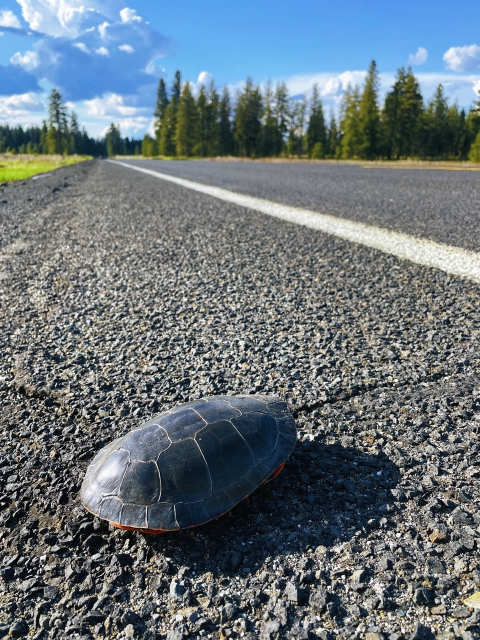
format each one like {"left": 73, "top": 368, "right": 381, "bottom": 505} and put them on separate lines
{"left": 140, "top": 434, "right": 401, "bottom": 574}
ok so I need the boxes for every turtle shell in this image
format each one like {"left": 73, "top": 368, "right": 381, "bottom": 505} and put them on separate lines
{"left": 80, "top": 395, "right": 296, "bottom": 532}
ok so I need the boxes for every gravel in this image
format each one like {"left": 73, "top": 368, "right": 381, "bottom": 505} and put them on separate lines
{"left": 122, "top": 159, "right": 480, "bottom": 252}
{"left": 0, "top": 159, "right": 479, "bottom": 639}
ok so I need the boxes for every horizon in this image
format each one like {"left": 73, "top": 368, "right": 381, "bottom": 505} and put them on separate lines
{"left": 1, "top": 0, "right": 480, "bottom": 138}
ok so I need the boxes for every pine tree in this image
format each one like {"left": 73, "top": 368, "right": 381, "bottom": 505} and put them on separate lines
{"left": 172, "top": 70, "right": 182, "bottom": 102}
{"left": 261, "top": 80, "right": 277, "bottom": 157}
{"left": 274, "top": 82, "right": 289, "bottom": 156}
{"left": 175, "top": 81, "right": 198, "bottom": 157}
{"left": 196, "top": 81, "right": 219, "bottom": 157}
{"left": 154, "top": 78, "right": 169, "bottom": 150}
{"left": 196, "top": 84, "right": 208, "bottom": 156}
{"left": 106, "top": 123, "right": 123, "bottom": 156}
{"left": 466, "top": 97, "right": 480, "bottom": 153}
{"left": 69, "top": 111, "right": 81, "bottom": 154}
{"left": 48, "top": 89, "right": 68, "bottom": 154}
{"left": 288, "top": 98, "right": 307, "bottom": 157}
{"left": 306, "top": 84, "right": 326, "bottom": 157}
{"left": 339, "top": 84, "right": 361, "bottom": 158}
{"left": 159, "top": 101, "right": 177, "bottom": 156}
{"left": 206, "top": 80, "right": 220, "bottom": 157}
{"left": 159, "top": 71, "right": 181, "bottom": 156}
{"left": 154, "top": 79, "right": 169, "bottom": 121}
{"left": 40, "top": 121, "right": 48, "bottom": 154}
{"left": 446, "top": 103, "right": 469, "bottom": 159}
{"left": 383, "top": 67, "right": 423, "bottom": 159}
{"left": 422, "top": 84, "right": 449, "bottom": 158}
{"left": 469, "top": 130, "right": 480, "bottom": 162}
{"left": 218, "top": 86, "right": 233, "bottom": 156}
{"left": 326, "top": 111, "right": 339, "bottom": 158}
{"left": 142, "top": 134, "right": 156, "bottom": 157}
{"left": 234, "top": 78, "right": 263, "bottom": 157}
{"left": 46, "top": 125, "right": 58, "bottom": 154}
{"left": 358, "top": 61, "right": 380, "bottom": 159}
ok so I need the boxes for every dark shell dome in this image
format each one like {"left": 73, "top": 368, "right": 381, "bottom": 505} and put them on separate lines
{"left": 80, "top": 395, "right": 297, "bottom": 532}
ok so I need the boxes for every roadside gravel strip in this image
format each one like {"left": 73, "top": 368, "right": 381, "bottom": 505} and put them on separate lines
{"left": 1, "top": 160, "right": 480, "bottom": 640}
{"left": 109, "top": 160, "right": 480, "bottom": 284}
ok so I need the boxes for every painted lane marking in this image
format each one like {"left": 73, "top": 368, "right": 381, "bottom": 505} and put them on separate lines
{"left": 108, "top": 159, "right": 480, "bottom": 283}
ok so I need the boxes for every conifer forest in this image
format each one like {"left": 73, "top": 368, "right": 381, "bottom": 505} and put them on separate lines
{"left": 146, "top": 63, "right": 480, "bottom": 161}
{"left": 2, "top": 61, "right": 480, "bottom": 161}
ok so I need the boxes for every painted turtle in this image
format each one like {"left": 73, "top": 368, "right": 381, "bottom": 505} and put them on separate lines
{"left": 80, "top": 395, "right": 297, "bottom": 533}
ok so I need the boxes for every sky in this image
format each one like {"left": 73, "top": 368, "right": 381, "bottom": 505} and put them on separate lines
{"left": 1, "top": 0, "right": 480, "bottom": 138}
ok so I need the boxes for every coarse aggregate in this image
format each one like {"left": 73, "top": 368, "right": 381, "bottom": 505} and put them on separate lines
{"left": 122, "top": 159, "right": 480, "bottom": 253}
{"left": 0, "top": 159, "right": 479, "bottom": 640}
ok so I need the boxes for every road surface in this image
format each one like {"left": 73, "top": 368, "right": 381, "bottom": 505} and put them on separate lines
{"left": 0, "top": 159, "right": 479, "bottom": 639}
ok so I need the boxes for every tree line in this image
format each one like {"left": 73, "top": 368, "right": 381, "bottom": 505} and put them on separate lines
{"left": 144, "top": 62, "right": 480, "bottom": 161}
{"left": 2, "top": 68, "right": 480, "bottom": 161}
{"left": 0, "top": 89, "right": 141, "bottom": 156}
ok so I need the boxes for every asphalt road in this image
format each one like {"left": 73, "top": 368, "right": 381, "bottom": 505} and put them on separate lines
{"left": 0, "top": 159, "right": 479, "bottom": 640}
{"left": 121, "top": 159, "right": 480, "bottom": 252}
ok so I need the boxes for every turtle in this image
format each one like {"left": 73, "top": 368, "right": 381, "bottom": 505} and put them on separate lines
{"left": 80, "top": 394, "right": 297, "bottom": 533}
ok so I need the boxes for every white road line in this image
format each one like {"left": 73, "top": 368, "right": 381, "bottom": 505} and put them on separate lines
{"left": 108, "top": 159, "right": 480, "bottom": 283}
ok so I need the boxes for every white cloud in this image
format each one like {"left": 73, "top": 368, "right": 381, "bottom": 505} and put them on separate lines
{"left": 278, "top": 70, "right": 367, "bottom": 98}
{"left": 84, "top": 93, "right": 137, "bottom": 116}
{"left": 197, "top": 71, "right": 213, "bottom": 85}
{"left": 98, "top": 20, "right": 109, "bottom": 37}
{"left": 99, "top": 116, "right": 147, "bottom": 137}
{"left": 145, "top": 60, "right": 165, "bottom": 76}
{"left": 5, "top": 0, "right": 171, "bottom": 101}
{"left": 73, "top": 41, "right": 89, "bottom": 53}
{"left": 119, "top": 7, "right": 141, "bottom": 23}
{"left": 321, "top": 77, "right": 341, "bottom": 96}
{"left": 0, "top": 92, "right": 40, "bottom": 119}
{"left": 443, "top": 45, "right": 480, "bottom": 72}
{"left": 0, "top": 9, "right": 21, "bottom": 28}
{"left": 16, "top": 0, "right": 121, "bottom": 38}
{"left": 116, "top": 116, "right": 148, "bottom": 132}
{"left": 408, "top": 47, "right": 428, "bottom": 66}
{"left": 10, "top": 50, "right": 39, "bottom": 69}
{"left": 474, "top": 80, "right": 480, "bottom": 96}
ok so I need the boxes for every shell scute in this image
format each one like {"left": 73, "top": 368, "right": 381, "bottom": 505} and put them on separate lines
{"left": 122, "top": 424, "right": 169, "bottom": 461}
{"left": 196, "top": 420, "right": 255, "bottom": 492}
{"left": 224, "top": 396, "right": 269, "bottom": 414}
{"left": 120, "top": 503, "right": 147, "bottom": 529}
{"left": 191, "top": 398, "right": 241, "bottom": 423}
{"left": 147, "top": 502, "right": 178, "bottom": 530}
{"left": 226, "top": 476, "right": 257, "bottom": 503}
{"left": 247, "top": 462, "right": 271, "bottom": 486}
{"left": 157, "top": 439, "right": 211, "bottom": 502}
{"left": 82, "top": 486, "right": 102, "bottom": 514}
{"left": 231, "top": 412, "right": 278, "bottom": 462}
{"left": 99, "top": 496, "right": 122, "bottom": 523}
{"left": 89, "top": 448, "right": 129, "bottom": 497}
{"left": 175, "top": 500, "right": 209, "bottom": 529}
{"left": 119, "top": 460, "right": 160, "bottom": 505}
{"left": 201, "top": 492, "right": 230, "bottom": 518}
{"left": 157, "top": 408, "right": 205, "bottom": 442}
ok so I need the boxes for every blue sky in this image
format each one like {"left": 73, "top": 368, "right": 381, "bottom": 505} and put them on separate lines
{"left": 1, "top": 0, "right": 480, "bottom": 137}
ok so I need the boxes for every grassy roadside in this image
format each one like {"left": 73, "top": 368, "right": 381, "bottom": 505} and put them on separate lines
{"left": 0, "top": 154, "right": 92, "bottom": 183}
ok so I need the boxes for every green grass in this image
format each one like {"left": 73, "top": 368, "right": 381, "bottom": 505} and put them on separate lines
{"left": 0, "top": 154, "right": 92, "bottom": 183}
